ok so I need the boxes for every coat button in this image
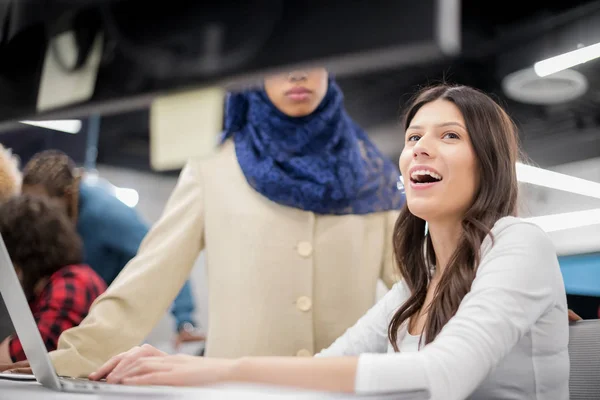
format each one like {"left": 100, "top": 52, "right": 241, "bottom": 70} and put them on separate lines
{"left": 296, "top": 296, "right": 312, "bottom": 312}
{"left": 296, "top": 349, "right": 313, "bottom": 357}
{"left": 297, "top": 241, "right": 313, "bottom": 258}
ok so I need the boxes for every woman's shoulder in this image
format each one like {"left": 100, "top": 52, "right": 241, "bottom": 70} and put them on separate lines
{"left": 184, "top": 138, "right": 237, "bottom": 176}
{"left": 381, "top": 280, "right": 411, "bottom": 309}
{"left": 38, "top": 265, "right": 107, "bottom": 303}
{"left": 489, "top": 216, "right": 551, "bottom": 243}
{"left": 189, "top": 138, "right": 236, "bottom": 164}
{"left": 481, "top": 216, "right": 557, "bottom": 264}
{"left": 52, "top": 264, "right": 106, "bottom": 285}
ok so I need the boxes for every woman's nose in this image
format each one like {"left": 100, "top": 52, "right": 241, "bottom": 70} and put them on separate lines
{"left": 413, "top": 138, "right": 432, "bottom": 158}
{"left": 288, "top": 70, "right": 308, "bottom": 82}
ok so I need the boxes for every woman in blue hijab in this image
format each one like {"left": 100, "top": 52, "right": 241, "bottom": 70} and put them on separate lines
{"left": 222, "top": 69, "right": 403, "bottom": 215}
{"left": 41, "top": 68, "right": 406, "bottom": 378}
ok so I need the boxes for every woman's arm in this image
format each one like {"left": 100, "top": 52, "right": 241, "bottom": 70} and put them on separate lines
{"left": 232, "top": 356, "right": 358, "bottom": 393}
{"left": 106, "top": 352, "right": 360, "bottom": 393}
{"left": 49, "top": 160, "right": 206, "bottom": 378}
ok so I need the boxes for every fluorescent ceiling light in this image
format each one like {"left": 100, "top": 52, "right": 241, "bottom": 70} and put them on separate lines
{"left": 84, "top": 173, "right": 139, "bottom": 208}
{"left": 400, "top": 162, "right": 600, "bottom": 233}
{"left": 524, "top": 208, "right": 600, "bottom": 233}
{"left": 114, "top": 187, "right": 139, "bottom": 208}
{"left": 20, "top": 119, "right": 82, "bottom": 134}
{"left": 516, "top": 162, "right": 600, "bottom": 199}
{"left": 518, "top": 163, "right": 600, "bottom": 232}
{"left": 534, "top": 41, "right": 600, "bottom": 77}
{"left": 400, "top": 161, "right": 600, "bottom": 199}
{"left": 399, "top": 162, "right": 600, "bottom": 232}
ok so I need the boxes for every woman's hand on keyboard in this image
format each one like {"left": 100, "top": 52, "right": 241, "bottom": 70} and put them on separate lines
{"left": 89, "top": 344, "right": 167, "bottom": 383}
{"left": 109, "top": 353, "right": 234, "bottom": 387}
{"left": 0, "top": 360, "right": 31, "bottom": 374}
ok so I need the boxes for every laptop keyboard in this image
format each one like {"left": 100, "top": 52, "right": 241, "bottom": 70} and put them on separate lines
{"left": 60, "top": 376, "right": 117, "bottom": 391}
{"left": 61, "top": 376, "right": 106, "bottom": 382}
{"left": 59, "top": 376, "right": 172, "bottom": 393}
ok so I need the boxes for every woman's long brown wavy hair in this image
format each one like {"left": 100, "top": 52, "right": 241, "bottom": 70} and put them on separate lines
{"left": 388, "top": 84, "right": 521, "bottom": 350}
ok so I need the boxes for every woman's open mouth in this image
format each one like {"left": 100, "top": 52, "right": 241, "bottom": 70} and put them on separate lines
{"left": 409, "top": 169, "right": 443, "bottom": 189}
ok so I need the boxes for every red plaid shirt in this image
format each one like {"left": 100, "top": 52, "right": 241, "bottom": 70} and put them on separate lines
{"left": 9, "top": 264, "right": 106, "bottom": 362}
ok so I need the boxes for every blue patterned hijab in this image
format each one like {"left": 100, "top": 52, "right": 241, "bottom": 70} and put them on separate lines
{"left": 220, "top": 79, "right": 405, "bottom": 215}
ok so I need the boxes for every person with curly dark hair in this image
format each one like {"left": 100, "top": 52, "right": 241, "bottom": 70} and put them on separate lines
{"left": 21, "top": 150, "right": 202, "bottom": 347}
{"left": 0, "top": 195, "right": 106, "bottom": 363}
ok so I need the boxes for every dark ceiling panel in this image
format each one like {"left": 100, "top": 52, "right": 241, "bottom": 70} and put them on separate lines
{"left": 0, "top": 0, "right": 457, "bottom": 124}
{"left": 3, "top": 0, "right": 600, "bottom": 172}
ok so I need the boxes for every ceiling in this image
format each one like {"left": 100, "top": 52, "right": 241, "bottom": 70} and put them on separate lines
{"left": 2, "top": 0, "right": 600, "bottom": 173}
{"left": 339, "top": 0, "right": 600, "bottom": 166}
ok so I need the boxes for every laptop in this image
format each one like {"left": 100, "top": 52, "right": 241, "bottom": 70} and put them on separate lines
{"left": 0, "top": 234, "right": 171, "bottom": 394}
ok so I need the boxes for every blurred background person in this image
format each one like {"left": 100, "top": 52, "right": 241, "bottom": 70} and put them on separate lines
{"left": 45, "top": 67, "right": 405, "bottom": 378}
{"left": 0, "top": 143, "right": 22, "bottom": 345}
{"left": 0, "top": 144, "right": 21, "bottom": 202}
{"left": 0, "top": 195, "right": 106, "bottom": 363}
{"left": 21, "top": 150, "right": 203, "bottom": 347}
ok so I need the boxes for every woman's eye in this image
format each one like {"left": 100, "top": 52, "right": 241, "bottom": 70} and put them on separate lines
{"left": 444, "top": 132, "right": 459, "bottom": 139}
{"left": 407, "top": 134, "right": 420, "bottom": 142}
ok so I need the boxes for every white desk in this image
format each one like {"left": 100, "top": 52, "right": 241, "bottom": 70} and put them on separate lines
{"left": 0, "top": 379, "right": 426, "bottom": 400}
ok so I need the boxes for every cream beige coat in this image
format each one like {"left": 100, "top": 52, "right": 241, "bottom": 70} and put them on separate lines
{"left": 49, "top": 140, "right": 400, "bottom": 377}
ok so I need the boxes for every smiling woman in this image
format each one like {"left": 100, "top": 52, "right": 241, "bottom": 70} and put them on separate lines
{"left": 392, "top": 87, "right": 518, "bottom": 347}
